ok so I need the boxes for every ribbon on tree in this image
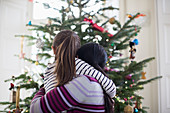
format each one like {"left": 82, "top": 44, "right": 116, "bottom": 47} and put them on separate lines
{"left": 83, "top": 18, "right": 113, "bottom": 37}
{"left": 19, "top": 36, "right": 25, "bottom": 59}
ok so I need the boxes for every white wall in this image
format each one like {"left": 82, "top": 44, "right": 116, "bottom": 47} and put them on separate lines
{"left": 0, "top": 0, "right": 32, "bottom": 110}
{"left": 120, "top": 0, "right": 159, "bottom": 113}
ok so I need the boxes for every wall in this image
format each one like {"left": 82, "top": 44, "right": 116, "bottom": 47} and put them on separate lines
{"left": 120, "top": 0, "right": 159, "bottom": 113}
{"left": 0, "top": 0, "right": 32, "bottom": 110}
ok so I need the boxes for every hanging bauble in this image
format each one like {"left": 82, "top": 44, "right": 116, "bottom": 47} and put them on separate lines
{"left": 124, "top": 104, "right": 133, "bottom": 113}
{"left": 10, "top": 90, "right": 16, "bottom": 103}
{"left": 141, "top": 72, "right": 146, "bottom": 79}
{"left": 19, "top": 52, "right": 25, "bottom": 59}
{"left": 124, "top": 98, "right": 127, "bottom": 101}
{"left": 35, "top": 54, "right": 39, "bottom": 65}
{"left": 65, "top": 7, "right": 70, "bottom": 13}
{"left": 27, "top": 21, "right": 32, "bottom": 26}
{"left": 129, "top": 42, "right": 135, "bottom": 48}
{"left": 111, "top": 42, "right": 114, "bottom": 46}
{"left": 134, "top": 108, "right": 138, "bottom": 113}
{"left": 127, "top": 14, "right": 133, "bottom": 18}
{"left": 108, "top": 56, "right": 112, "bottom": 58}
{"left": 109, "top": 17, "right": 115, "bottom": 24}
{"left": 9, "top": 83, "right": 14, "bottom": 90}
{"left": 70, "top": 0, "right": 73, "bottom": 4}
{"left": 133, "top": 39, "right": 139, "bottom": 45}
{"left": 129, "top": 48, "right": 136, "bottom": 59}
{"left": 36, "top": 38, "right": 44, "bottom": 49}
{"left": 125, "top": 74, "right": 132, "bottom": 80}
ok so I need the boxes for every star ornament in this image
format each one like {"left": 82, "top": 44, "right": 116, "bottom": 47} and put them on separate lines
{"left": 19, "top": 52, "right": 25, "bottom": 59}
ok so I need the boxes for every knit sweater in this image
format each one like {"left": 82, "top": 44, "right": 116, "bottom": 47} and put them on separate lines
{"left": 44, "top": 58, "right": 116, "bottom": 97}
{"left": 30, "top": 75, "right": 105, "bottom": 113}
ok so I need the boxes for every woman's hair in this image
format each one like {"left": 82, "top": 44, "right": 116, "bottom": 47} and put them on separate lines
{"left": 76, "top": 42, "right": 108, "bottom": 76}
{"left": 53, "top": 30, "right": 80, "bottom": 86}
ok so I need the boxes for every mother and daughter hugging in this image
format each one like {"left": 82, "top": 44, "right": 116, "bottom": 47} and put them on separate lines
{"left": 30, "top": 30, "right": 116, "bottom": 113}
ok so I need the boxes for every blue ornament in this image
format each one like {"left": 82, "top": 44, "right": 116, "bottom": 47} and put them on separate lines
{"left": 133, "top": 39, "right": 139, "bottom": 45}
{"left": 28, "top": 21, "right": 32, "bottom": 25}
{"left": 134, "top": 108, "right": 138, "bottom": 112}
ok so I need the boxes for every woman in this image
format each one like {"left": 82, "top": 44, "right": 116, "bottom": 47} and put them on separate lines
{"left": 30, "top": 30, "right": 116, "bottom": 113}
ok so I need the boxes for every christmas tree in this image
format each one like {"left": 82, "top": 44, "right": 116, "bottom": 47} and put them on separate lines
{"left": 0, "top": 0, "right": 161, "bottom": 113}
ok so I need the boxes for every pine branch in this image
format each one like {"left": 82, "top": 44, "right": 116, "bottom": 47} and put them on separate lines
{"left": 136, "top": 76, "right": 162, "bottom": 86}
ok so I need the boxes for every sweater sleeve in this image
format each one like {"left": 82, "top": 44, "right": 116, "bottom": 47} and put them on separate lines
{"left": 30, "top": 87, "right": 79, "bottom": 113}
{"left": 75, "top": 58, "right": 116, "bottom": 98}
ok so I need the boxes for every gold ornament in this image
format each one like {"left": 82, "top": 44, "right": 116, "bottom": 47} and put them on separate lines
{"left": 124, "top": 104, "right": 133, "bottom": 113}
{"left": 141, "top": 72, "right": 146, "bottom": 79}
{"left": 109, "top": 17, "right": 115, "bottom": 24}
{"left": 35, "top": 61, "right": 39, "bottom": 65}
{"left": 70, "top": 0, "right": 73, "bottom": 4}
{"left": 65, "top": 7, "right": 69, "bottom": 12}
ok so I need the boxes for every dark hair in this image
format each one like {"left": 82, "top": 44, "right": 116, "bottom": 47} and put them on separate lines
{"left": 52, "top": 30, "right": 80, "bottom": 86}
{"left": 76, "top": 42, "right": 108, "bottom": 76}
{"left": 76, "top": 42, "right": 114, "bottom": 113}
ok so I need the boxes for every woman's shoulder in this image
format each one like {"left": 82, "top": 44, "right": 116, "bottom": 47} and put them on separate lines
{"left": 66, "top": 75, "right": 103, "bottom": 92}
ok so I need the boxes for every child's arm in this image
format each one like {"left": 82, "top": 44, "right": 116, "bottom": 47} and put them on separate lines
{"left": 75, "top": 58, "right": 116, "bottom": 98}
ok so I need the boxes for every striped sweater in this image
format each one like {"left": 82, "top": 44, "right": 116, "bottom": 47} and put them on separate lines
{"left": 44, "top": 58, "right": 116, "bottom": 98}
{"left": 30, "top": 75, "right": 105, "bottom": 113}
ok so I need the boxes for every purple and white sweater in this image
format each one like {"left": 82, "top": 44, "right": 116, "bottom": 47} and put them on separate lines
{"left": 30, "top": 75, "right": 105, "bottom": 113}
{"left": 44, "top": 58, "right": 116, "bottom": 98}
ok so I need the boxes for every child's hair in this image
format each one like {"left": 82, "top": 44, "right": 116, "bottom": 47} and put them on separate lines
{"left": 76, "top": 42, "right": 114, "bottom": 113}
{"left": 52, "top": 30, "right": 80, "bottom": 86}
{"left": 76, "top": 42, "right": 108, "bottom": 76}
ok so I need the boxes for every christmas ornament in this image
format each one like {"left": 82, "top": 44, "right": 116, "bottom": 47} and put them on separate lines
{"left": 127, "top": 13, "right": 146, "bottom": 19}
{"left": 108, "top": 56, "right": 112, "bottom": 58}
{"left": 9, "top": 83, "right": 14, "bottom": 90}
{"left": 111, "top": 42, "right": 114, "bottom": 46}
{"left": 36, "top": 38, "right": 44, "bottom": 49}
{"left": 65, "top": 7, "right": 70, "bottom": 13}
{"left": 133, "top": 39, "right": 139, "bottom": 45}
{"left": 125, "top": 74, "right": 132, "bottom": 80}
{"left": 109, "top": 17, "right": 115, "bottom": 24}
{"left": 127, "top": 14, "right": 133, "bottom": 18}
{"left": 134, "top": 108, "right": 138, "bottom": 113}
{"left": 27, "top": 21, "right": 32, "bottom": 26}
{"left": 129, "top": 41, "right": 136, "bottom": 60}
{"left": 13, "top": 86, "right": 23, "bottom": 113}
{"left": 124, "top": 104, "right": 133, "bottom": 113}
{"left": 19, "top": 36, "right": 25, "bottom": 59}
{"left": 10, "top": 90, "right": 16, "bottom": 103}
{"left": 124, "top": 98, "right": 127, "bottom": 101}
{"left": 70, "top": 0, "right": 73, "bottom": 4}
{"left": 141, "top": 71, "right": 146, "bottom": 79}
{"left": 83, "top": 18, "right": 113, "bottom": 37}
{"left": 35, "top": 55, "right": 39, "bottom": 65}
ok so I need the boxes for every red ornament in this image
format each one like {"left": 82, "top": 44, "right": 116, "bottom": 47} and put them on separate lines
{"left": 29, "top": 0, "right": 33, "bottom": 2}
{"left": 9, "top": 83, "right": 14, "bottom": 90}
{"left": 108, "top": 56, "right": 112, "bottom": 58}
{"left": 83, "top": 18, "right": 113, "bottom": 37}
